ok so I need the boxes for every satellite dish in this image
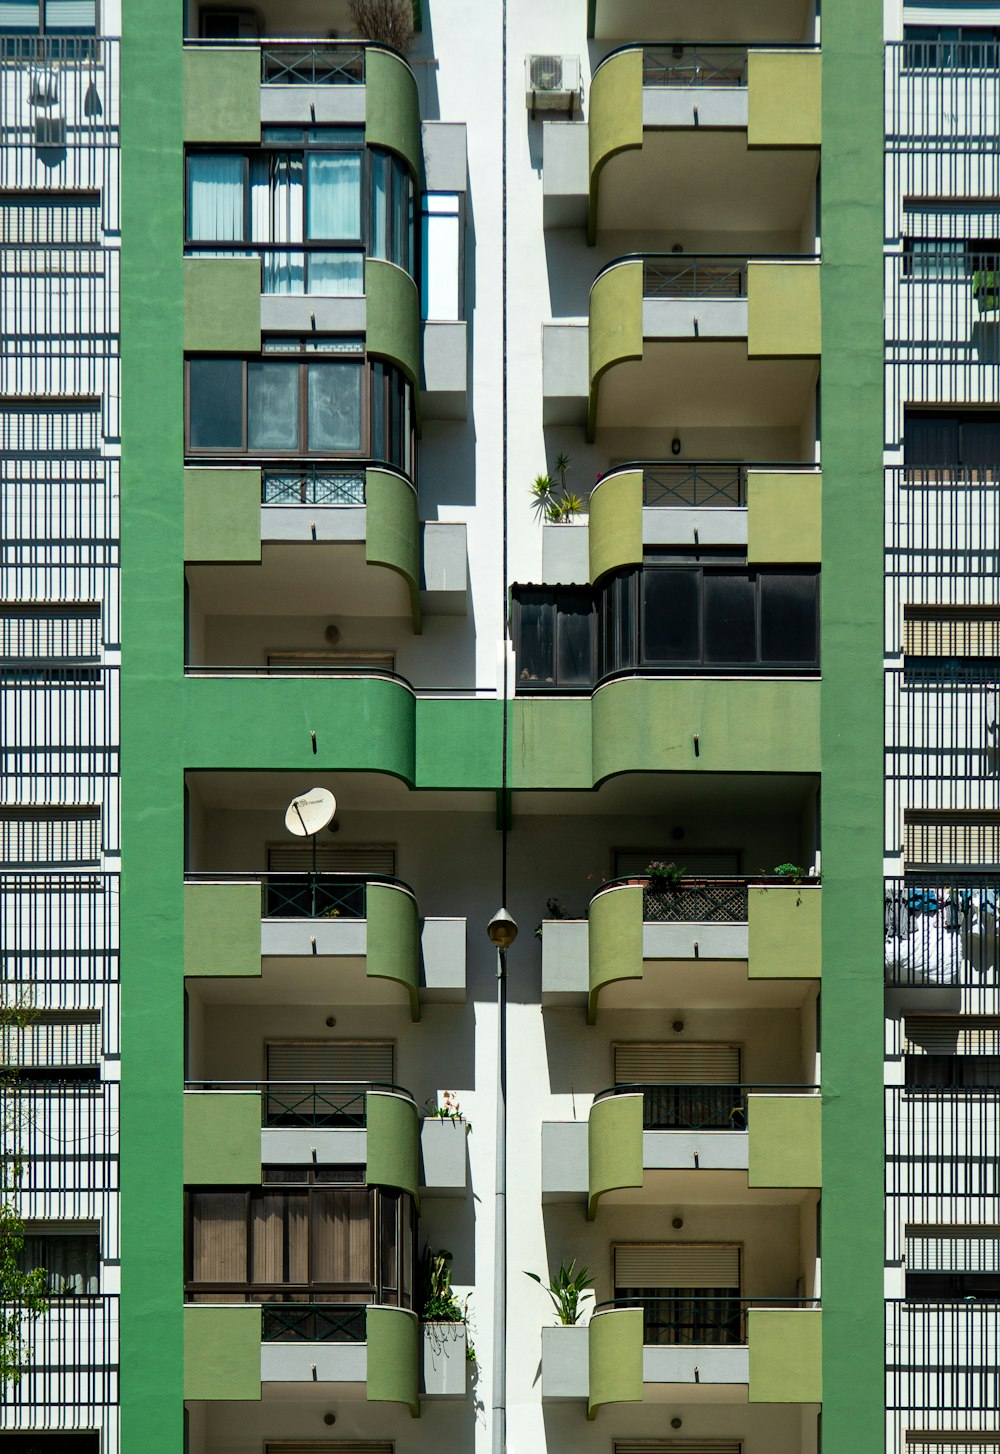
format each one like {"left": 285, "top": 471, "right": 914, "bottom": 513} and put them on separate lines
{"left": 285, "top": 788, "right": 336, "bottom": 838}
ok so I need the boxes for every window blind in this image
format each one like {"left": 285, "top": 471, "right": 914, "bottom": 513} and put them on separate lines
{"left": 906, "top": 1226, "right": 1000, "bottom": 1272}
{"left": 0, "top": 602, "right": 100, "bottom": 660}
{"left": 266, "top": 843, "right": 396, "bottom": 876}
{"left": 0, "top": 400, "right": 100, "bottom": 455}
{"left": 905, "top": 1016, "right": 1000, "bottom": 1054}
{"left": 904, "top": 607, "right": 1000, "bottom": 658}
{"left": 0, "top": 193, "right": 99, "bottom": 244}
{"left": 615, "top": 1444, "right": 742, "bottom": 1454}
{"left": 47, "top": 0, "right": 96, "bottom": 26}
{"left": 265, "top": 1042, "right": 394, "bottom": 1084}
{"left": 613, "top": 850, "right": 740, "bottom": 877}
{"left": 614, "top": 1043, "right": 741, "bottom": 1084}
{"left": 613, "top": 1244, "right": 740, "bottom": 1289}
{"left": 907, "top": 1438, "right": 1000, "bottom": 1453}
{"left": 903, "top": 200, "right": 1000, "bottom": 239}
{"left": 1, "top": 1013, "right": 100, "bottom": 1068}
{"left": 0, "top": 3, "right": 41, "bottom": 24}
{"left": 905, "top": 811, "right": 1000, "bottom": 868}
{"left": 0, "top": 808, "right": 100, "bottom": 866}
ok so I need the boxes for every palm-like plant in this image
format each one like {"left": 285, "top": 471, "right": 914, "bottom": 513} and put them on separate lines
{"left": 525, "top": 1259, "right": 594, "bottom": 1325}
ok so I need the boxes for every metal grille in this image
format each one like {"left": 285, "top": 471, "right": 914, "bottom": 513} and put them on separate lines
{"left": 262, "top": 468, "right": 366, "bottom": 506}
{"left": 261, "top": 1303, "right": 367, "bottom": 1342}
{"left": 0, "top": 1295, "right": 118, "bottom": 1410}
{"left": 1, "top": 1012, "right": 100, "bottom": 1067}
{"left": 905, "top": 1017, "right": 1000, "bottom": 1054}
{"left": 905, "top": 811, "right": 1000, "bottom": 867}
{"left": 0, "top": 872, "right": 118, "bottom": 1000}
{"left": 259, "top": 43, "right": 365, "bottom": 86}
{"left": 641, "top": 880, "right": 750, "bottom": 922}
{"left": 0, "top": 806, "right": 100, "bottom": 865}
{"left": 643, "top": 257, "right": 746, "bottom": 299}
{"left": 642, "top": 464, "right": 746, "bottom": 507}
{"left": 887, "top": 1301, "right": 1000, "bottom": 1412}
{"left": 0, "top": 400, "right": 100, "bottom": 455}
{"left": 907, "top": 1228, "right": 1000, "bottom": 1272}
{"left": 0, "top": 1081, "right": 119, "bottom": 1192}
{"left": 0, "top": 602, "right": 99, "bottom": 659}
{"left": 641, "top": 46, "right": 749, "bottom": 87}
{"left": 887, "top": 43, "right": 1000, "bottom": 146}
{"left": 0, "top": 191, "right": 99, "bottom": 243}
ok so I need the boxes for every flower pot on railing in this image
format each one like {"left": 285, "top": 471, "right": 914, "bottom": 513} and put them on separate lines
{"left": 422, "top": 1321, "right": 468, "bottom": 1397}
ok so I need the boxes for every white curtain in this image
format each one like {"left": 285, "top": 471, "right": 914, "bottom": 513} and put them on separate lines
{"left": 252, "top": 153, "right": 304, "bottom": 295}
{"left": 188, "top": 154, "right": 243, "bottom": 243}
{"left": 307, "top": 153, "right": 363, "bottom": 296}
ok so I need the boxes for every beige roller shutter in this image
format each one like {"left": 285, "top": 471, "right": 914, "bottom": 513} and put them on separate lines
{"left": 1, "top": 1013, "right": 101, "bottom": 1069}
{"left": 904, "top": 606, "right": 1000, "bottom": 658}
{"left": 613, "top": 1244, "right": 740, "bottom": 1290}
{"left": 907, "top": 1438, "right": 1000, "bottom": 1453}
{"left": 1, "top": 603, "right": 100, "bottom": 661}
{"left": 267, "top": 843, "right": 396, "bottom": 876}
{"left": 265, "top": 1042, "right": 395, "bottom": 1084}
{"left": 0, "top": 193, "right": 100, "bottom": 245}
{"left": 614, "top": 1043, "right": 741, "bottom": 1084}
{"left": 905, "top": 811, "right": 1000, "bottom": 869}
{"left": 906, "top": 1225, "right": 1000, "bottom": 1273}
{"left": 0, "top": 808, "right": 101, "bottom": 866}
{"left": 904, "top": 1016, "right": 1000, "bottom": 1054}
{"left": 615, "top": 1444, "right": 742, "bottom": 1454}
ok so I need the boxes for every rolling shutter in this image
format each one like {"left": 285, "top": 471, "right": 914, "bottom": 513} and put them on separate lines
{"left": 905, "top": 811, "right": 1000, "bottom": 869}
{"left": 906, "top": 1226, "right": 1000, "bottom": 1273}
{"left": 46, "top": 0, "right": 96, "bottom": 26}
{"left": 902, "top": 201, "right": 1000, "bottom": 240}
{"left": 904, "top": 608, "right": 1000, "bottom": 658}
{"left": 266, "top": 1042, "right": 394, "bottom": 1084}
{"left": 613, "top": 1244, "right": 740, "bottom": 1290}
{"left": 615, "top": 1444, "right": 742, "bottom": 1454}
{"left": 267, "top": 843, "right": 396, "bottom": 876}
{"left": 905, "top": 1016, "right": 1000, "bottom": 1054}
{"left": 0, "top": 193, "right": 99, "bottom": 244}
{"left": 0, "top": 2, "right": 40, "bottom": 23}
{"left": 1, "top": 1013, "right": 100, "bottom": 1068}
{"left": 0, "top": 400, "right": 101, "bottom": 456}
{"left": 907, "top": 1438, "right": 1000, "bottom": 1454}
{"left": 267, "top": 1445, "right": 394, "bottom": 1454}
{"left": 613, "top": 850, "right": 740, "bottom": 877}
{"left": 0, "top": 808, "right": 100, "bottom": 866}
{"left": 1, "top": 602, "right": 100, "bottom": 660}
{"left": 614, "top": 1043, "right": 741, "bottom": 1084}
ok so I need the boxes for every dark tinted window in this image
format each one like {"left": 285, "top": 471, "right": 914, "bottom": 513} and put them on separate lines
{"left": 188, "top": 358, "right": 243, "bottom": 449}
{"left": 905, "top": 1055, "right": 1000, "bottom": 1087}
{"left": 643, "top": 569, "right": 699, "bottom": 663}
{"left": 557, "top": 593, "right": 596, "bottom": 685}
{"left": 905, "top": 411, "right": 1000, "bottom": 471}
{"left": 704, "top": 571, "right": 756, "bottom": 663}
{"left": 906, "top": 1272, "right": 1000, "bottom": 1301}
{"left": 516, "top": 593, "right": 555, "bottom": 686}
{"left": 760, "top": 573, "right": 818, "bottom": 664}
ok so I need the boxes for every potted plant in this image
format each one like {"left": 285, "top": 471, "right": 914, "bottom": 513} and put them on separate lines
{"left": 527, "top": 1260, "right": 594, "bottom": 1397}
{"left": 524, "top": 1258, "right": 594, "bottom": 1325}
{"left": 531, "top": 455, "right": 585, "bottom": 523}
{"left": 420, "top": 1093, "right": 469, "bottom": 1194}
{"left": 646, "top": 860, "right": 685, "bottom": 891}
{"left": 420, "top": 1248, "right": 468, "bottom": 1397}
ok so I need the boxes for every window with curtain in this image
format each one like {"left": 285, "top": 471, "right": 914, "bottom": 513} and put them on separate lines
{"left": 18, "top": 1230, "right": 100, "bottom": 1295}
{"left": 184, "top": 133, "right": 415, "bottom": 296}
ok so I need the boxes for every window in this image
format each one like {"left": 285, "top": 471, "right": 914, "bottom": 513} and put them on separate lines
{"left": 511, "top": 588, "right": 595, "bottom": 690}
{"left": 0, "top": 399, "right": 100, "bottom": 456}
{"left": 1, "top": 1012, "right": 100, "bottom": 1076}
{"left": 0, "top": 1439, "right": 101, "bottom": 1453}
{"left": 0, "top": 1, "right": 97, "bottom": 34}
{"left": 17, "top": 1227, "right": 100, "bottom": 1295}
{"left": 613, "top": 1243, "right": 742, "bottom": 1345}
{"left": 0, "top": 192, "right": 99, "bottom": 244}
{"left": 422, "top": 193, "right": 463, "bottom": 321}
{"left": 0, "top": 807, "right": 100, "bottom": 866}
{"left": 905, "top": 810, "right": 1000, "bottom": 869}
{"left": 185, "top": 134, "right": 415, "bottom": 292}
{"left": 186, "top": 341, "right": 413, "bottom": 474}
{"left": 904, "top": 1015, "right": 1000, "bottom": 1088}
{"left": 903, "top": 25, "right": 1000, "bottom": 69}
{"left": 0, "top": 603, "right": 100, "bottom": 662}
{"left": 903, "top": 606, "right": 1000, "bottom": 682}
{"left": 904, "top": 410, "right": 1000, "bottom": 476}
{"left": 613, "top": 1043, "right": 744, "bottom": 1130}
{"left": 907, "top": 1436, "right": 1000, "bottom": 1453}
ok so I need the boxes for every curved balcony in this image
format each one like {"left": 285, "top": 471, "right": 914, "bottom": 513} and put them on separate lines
{"left": 183, "top": 1079, "right": 421, "bottom": 1197}
{"left": 584, "top": 460, "right": 821, "bottom": 582}
{"left": 580, "top": 44, "right": 819, "bottom": 241}
{"left": 542, "top": 876, "right": 822, "bottom": 1020}
{"left": 541, "top": 1298, "right": 821, "bottom": 1412}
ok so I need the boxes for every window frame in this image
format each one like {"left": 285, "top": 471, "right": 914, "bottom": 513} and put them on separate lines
{"left": 2, "top": 0, "right": 99, "bottom": 37}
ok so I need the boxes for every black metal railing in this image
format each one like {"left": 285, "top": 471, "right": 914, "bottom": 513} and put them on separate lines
{"left": 185, "top": 1079, "right": 414, "bottom": 1128}
{"left": 642, "top": 463, "right": 747, "bottom": 507}
{"left": 642, "top": 256, "right": 747, "bottom": 299}
{"left": 595, "top": 1083, "right": 819, "bottom": 1131}
{"left": 594, "top": 1295, "right": 818, "bottom": 1347}
{"left": 262, "top": 466, "right": 367, "bottom": 506}
{"left": 1, "top": 665, "right": 119, "bottom": 789}
{"left": 0, "top": 1293, "right": 118, "bottom": 1409}
{"left": 183, "top": 870, "right": 415, "bottom": 920}
{"left": 262, "top": 1301, "right": 368, "bottom": 1341}
{"left": 0, "top": 1080, "right": 119, "bottom": 1193}
{"left": 885, "top": 878, "right": 1000, "bottom": 987}
{"left": 886, "top": 253, "right": 1000, "bottom": 367}
{"left": 0, "top": 870, "right": 118, "bottom": 999}
{"left": 887, "top": 1298, "right": 1000, "bottom": 1412}
{"left": 641, "top": 44, "right": 750, "bottom": 87}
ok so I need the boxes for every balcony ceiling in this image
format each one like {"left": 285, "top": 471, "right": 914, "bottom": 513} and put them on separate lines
{"left": 187, "top": 957, "right": 413, "bottom": 1006}
{"left": 597, "top": 344, "right": 818, "bottom": 431}
{"left": 187, "top": 542, "right": 412, "bottom": 619}
{"left": 188, "top": 769, "right": 495, "bottom": 814}
{"left": 596, "top": 960, "right": 816, "bottom": 1010}
{"left": 597, "top": 132, "right": 818, "bottom": 237}
{"left": 598, "top": 1171, "right": 819, "bottom": 1207}
{"left": 591, "top": 0, "right": 815, "bottom": 42}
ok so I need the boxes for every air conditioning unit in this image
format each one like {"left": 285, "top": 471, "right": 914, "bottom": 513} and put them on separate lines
{"left": 525, "top": 54, "right": 581, "bottom": 117}
{"left": 35, "top": 115, "right": 66, "bottom": 147}
{"left": 199, "top": 7, "right": 260, "bottom": 39}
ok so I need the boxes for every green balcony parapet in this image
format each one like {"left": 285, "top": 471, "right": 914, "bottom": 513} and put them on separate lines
{"left": 184, "top": 881, "right": 262, "bottom": 979}
{"left": 367, "top": 881, "right": 421, "bottom": 1022}
{"left": 367, "top": 1089, "right": 421, "bottom": 1203}
{"left": 588, "top": 259, "right": 643, "bottom": 441}
{"left": 184, "top": 468, "right": 261, "bottom": 564}
{"left": 747, "top": 1306, "right": 822, "bottom": 1402}
{"left": 365, "top": 46, "right": 423, "bottom": 185}
{"left": 588, "top": 882, "right": 642, "bottom": 1024}
{"left": 747, "top": 884, "right": 822, "bottom": 979}
{"left": 588, "top": 1090, "right": 642, "bottom": 1217}
{"left": 747, "top": 261, "right": 821, "bottom": 358}
{"left": 183, "top": 257, "right": 261, "bottom": 354}
{"left": 184, "top": 1090, "right": 262, "bottom": 1184}
{"left": 747, "top": 50, "right": 822, "bottom": 149}
{"left": 183, "top": 1304, "right": 263, "bottom": 1401}
{"left": 587, "top": 1307, "right": 643, "bottom": 1418}
{"left": 367, "top": 1304, "right": 420, "bottom": 1415}
{"left": 366, "top": 258, "right": 421, "bottom": 404}
{"left": 747, "top": 1092, "right": 822, "bottom": 1188}
{"left": 183, "top": 46, "right": 260, "bottom": 143}
{"left": 746, "top": 469, "right": 822, "bottom": 564}
{"left": 366, "top": 466, "right": 421, "bottom": 631}
{"left": 588, "top": 468, "right": 642, "bottom": 582}
{"left": 588, "top": 47, "right": 643, "bottom": 244}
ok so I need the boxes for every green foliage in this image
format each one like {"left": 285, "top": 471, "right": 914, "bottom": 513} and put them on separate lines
{"left": 773, "top": 863, "right": 804, "bottom": 882}
{"left": 646, "top": 860, "right": 685, "bottom": 888}
{"left": 419, "top": 1247, "right": 467, "bottom": 1324}
{"left": 0, "top": 995, "right": 49, "bottom": 1387}
{"left": 531, "top": 459, "right": 585, "bottom": 523}
{"left": 524, "top": 1258, "right": 594, "bottom": 1326}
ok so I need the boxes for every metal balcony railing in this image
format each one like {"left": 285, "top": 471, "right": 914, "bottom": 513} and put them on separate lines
{"left": 885, "top": 878, "right": 1000, "bottom": 988}
{"left": 0, "top": 1293, "right": 118, "bottom": 1409}
{"left": 260, "top": 41, "right": 366, "bottom": 85}
{"left": 642, "top": 255, "right": 747, "bottom": 299}
{"left": 0, "top": 871, "right": 118, "bottom": 998}
{"left": 886, "top": 253, "right": 1000, "bottom": 368}
{"left": 591, "top": 875, "right": 760, "bottom": 923}
{"left": 594, "top": 1083, "right": 819, "bottom": 1131}
{"left": 185, "top": 1079, "right": 414, "bottom": 1129}
{"left": 886, "top": 1299, "right": 1000, "bottom": 1412}
{"left": 641, "top": 462, "right": 747, "bottom": 507}
{"left": 641, "top": 44, "right": 750, "bottom": 87}
{"left": 184, "top": 870, "right": 416, "bottom": 920}
{"left": 1, "top": 1080, "right": 119, "bottom": 1193}
{"left": 1, "top": 664, "right": 119, "bottom": 790}
{"left": 886, "top": 40, "right": 1000, "bottom": 147}
{"left": 262, "top": 1302, "right": 368, "bottom": 1341}
{"left": 262, "top": 466, "right": 366, "bottom": 506}
{"left": 594, "top": 1295, "right": 818, "bottom": 1347}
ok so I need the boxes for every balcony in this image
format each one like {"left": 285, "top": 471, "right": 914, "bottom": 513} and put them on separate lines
{"left": 0, "top": 37, "right": 119, "bottom": 196}
{"left": 542, "top": 1298, "right": 821, "bottom": 1412}
{"left": 886, "top": 1300, "right": 1000, "bottom": 1416}
{"left": 184, "top": 870, "right": 467, "bottom": 1018}
{"left": 886, "top": 253, "right": 1000, "bottom": 385}
{"left": 543, "top": 1084, "right": 821, "bottom": 1213}
{"left": 884, "top": 879, "right": 1000, "bottom": 1012}
{"left": 545, "top": 44, "right": 819, "bottom": 238}
{"left": 1, "top": 1080, "right": 118, "bottom": 1198}
{"left": 0, "top": 1294, "right": 119, "bottom": 1414}
{"left": 542, "top": 877, "right": 821, "bottom": 1020}
{"left": 886, "top": 40, "right": 1000, "bottom": 147}
{"left": 543, "top": 254, "right": 820, "bottom": 440}
{"left": 588, "top": 0, "right": 817, "bottom": 42}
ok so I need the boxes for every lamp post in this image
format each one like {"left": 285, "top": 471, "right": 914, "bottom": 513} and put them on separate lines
{"left": 487, "top": 907, "right": 518, "bottom": 1454}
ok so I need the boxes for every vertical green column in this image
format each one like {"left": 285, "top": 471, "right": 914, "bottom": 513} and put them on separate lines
{"left": 121, "top": 3, "right": 186, "bottom": 1450}
{"left": 820, "top": 3, "right": 885, "bottom": 1450}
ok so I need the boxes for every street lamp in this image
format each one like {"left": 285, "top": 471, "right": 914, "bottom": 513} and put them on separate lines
{"left": 487, "top": 906, "right": 517, "bottom": 1454}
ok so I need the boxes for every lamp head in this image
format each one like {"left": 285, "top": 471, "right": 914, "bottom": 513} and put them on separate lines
{"left": 487, "top": 907, "right": 518, "bottom": 950}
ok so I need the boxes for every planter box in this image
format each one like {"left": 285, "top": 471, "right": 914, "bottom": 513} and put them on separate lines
{"left": 420, "top": 1117, "right": 468, "bottom": 1196}
{"left": 541, "top": 1324, "right": 589, "bottom": 1401}
{"left": 422, "top": 1322, "right": 467, "bottom": 1397}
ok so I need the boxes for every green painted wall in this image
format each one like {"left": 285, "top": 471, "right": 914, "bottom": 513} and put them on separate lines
{"left": 747, "top": 1094, "right": 821, "bottom": 1188}
{"left": 588, "top": 470, "right": 642, "bottom": 583}
{"left": 367, "top": 1090, "right": 420, "bottom": 1200}
{"left": 366, "top": 1306, "right": 420, "bottom": 1414}
{"left": 366, "top": 882, "right": 420, "bottom": 1021}
{"left": 588, "top": 49, "right": 643, "bottom": 243}
{"left": 121, "top": 5, "right": 186, "bottom": 1449}
{"left": 184, "top": 468, "right": 261, "bottom": 564}
{"left": 365, "top": 48, "right": 423, "bottom": 183}
{"left": 182, "top": 47, "right": 260, "bottom": 143}
{"left": 183, "top": 1305, "right": 262, "bottom": 1400}
{"left": 588, "top": 1308, "right": 643, "bottom": 1418}
{"left": 746, "top": 471, "right": 822, "bottom": 565}
{"left": 747, "top": 1308, "right": 822, "bottom": 1403}
{"left": 747, "top": 51, "right": 822, "bottom": 148}
{"left": 184, "top": 881, "right": 262, "bottom": 978}
{"left": 183, "top": 257, "right": 261, "bottom": 354}
{"left": 184, "top": 1092, "right": 262, "bottom": 1183}
{"left": 366, "top": 258, "right": 421, "bottom": 394}
{"left": 820, "top": 0, "right": 886, "bottom": 1444}
{"left": 747, "top": 263, "right": 821, "bottom": 358}
{"left": 588, "top": 261, "right": 643, "bottom": 440}
{"left": 588, "top": 1093, "right": 642, "bottom": 1216}
{"left": 365, "top": 467, "right": 421, "bottom": 630}
{"left": 747, "top": 885, "right": 821, "bottom": 979}
{"left": 511, "top": 698, "right": 593, "bottom": 789}
{"left": 588, "top": 884, "right": 642, "bottom": 1024}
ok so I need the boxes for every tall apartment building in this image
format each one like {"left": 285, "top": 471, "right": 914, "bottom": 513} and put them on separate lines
{"left": 1, "top": 0, "right": 997, "bottom": 1452}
